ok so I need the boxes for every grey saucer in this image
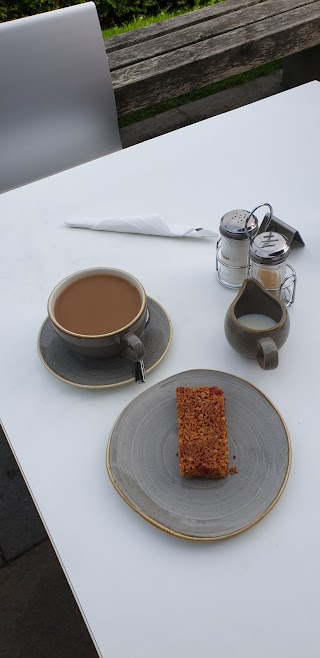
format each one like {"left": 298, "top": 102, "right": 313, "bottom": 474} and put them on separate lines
{"left": 107, "top": 370, "right": 291, "bottom": 541}
{"left": 38, "top": 297, "right": 172, "bottom": 388}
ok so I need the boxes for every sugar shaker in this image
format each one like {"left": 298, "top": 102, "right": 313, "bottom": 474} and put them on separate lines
{"left": 250, "top": 231, "right": 296, "bottom": 304}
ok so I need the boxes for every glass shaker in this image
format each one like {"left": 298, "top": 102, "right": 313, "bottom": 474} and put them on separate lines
{"left": 249, "top": 231, "right": 296, "bottom": 304}
{"left": 216, "top": 209, "right": 259, "bottom": 288}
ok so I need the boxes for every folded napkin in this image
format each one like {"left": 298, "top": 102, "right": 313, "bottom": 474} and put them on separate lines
{"left": 65, "top": 215, "right": 217, "bottom": 239}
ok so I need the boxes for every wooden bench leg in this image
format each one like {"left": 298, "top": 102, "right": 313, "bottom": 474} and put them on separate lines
{"left": 282, "top": 45, "right": 320, "bottom": 89}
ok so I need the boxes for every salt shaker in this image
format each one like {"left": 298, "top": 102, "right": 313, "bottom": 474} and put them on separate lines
{"left": 250, "top": 231, "right": 296, "bottom": 304}
{"left": 216, "top": 209, "right": 259, "bottom": 288}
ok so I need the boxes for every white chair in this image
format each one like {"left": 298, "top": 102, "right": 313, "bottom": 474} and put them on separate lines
{"left": 0, "top": 2, "right": 122, "bottom": 194}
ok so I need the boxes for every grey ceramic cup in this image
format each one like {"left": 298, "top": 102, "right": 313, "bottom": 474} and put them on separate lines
{"left": 47, "top": 267, "right": 147, "bottom": 361}
{"left": 224, "top": 278, "right": 290, "bottom": 370}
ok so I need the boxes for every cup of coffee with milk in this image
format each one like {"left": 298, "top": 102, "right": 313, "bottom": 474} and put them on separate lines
{"left": 47, "top": 268, "right": 147, "bottom": 361}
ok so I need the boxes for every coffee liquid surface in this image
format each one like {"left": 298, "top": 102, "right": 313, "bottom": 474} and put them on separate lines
{"left": 54, "top": 275, "right": 142, "bottom": 335}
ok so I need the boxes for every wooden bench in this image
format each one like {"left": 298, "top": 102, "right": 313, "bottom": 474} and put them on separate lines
{"left": 104, "top": 0, "right": 320, "bottom": 119}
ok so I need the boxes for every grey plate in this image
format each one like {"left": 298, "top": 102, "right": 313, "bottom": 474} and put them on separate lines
{"left": 38, "top": 297, "right": 172, "bottom": 388}
{"left": 107, "top": 370, "right": 291, "bottom": 541}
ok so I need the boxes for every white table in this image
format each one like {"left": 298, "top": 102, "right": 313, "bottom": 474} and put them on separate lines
{"left": 1, "top": 81, "right": 319, "bottom": 658}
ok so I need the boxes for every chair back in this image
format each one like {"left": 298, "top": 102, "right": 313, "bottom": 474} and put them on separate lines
{"left": 0, "top": 2, "right": 122, "bottom": 194}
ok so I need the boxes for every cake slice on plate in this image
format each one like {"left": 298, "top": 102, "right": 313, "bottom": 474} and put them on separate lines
{"left": 176, "top": 386, "right": 229, "bottom": 478}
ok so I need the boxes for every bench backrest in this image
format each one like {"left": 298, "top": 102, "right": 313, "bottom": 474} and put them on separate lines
{"left": 105, "top": 0, "right": 320, "bottom": 117}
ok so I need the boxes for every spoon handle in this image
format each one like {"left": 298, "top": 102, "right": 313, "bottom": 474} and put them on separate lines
{"left": 135, "top": 359, "right": 146, "bottom": 384}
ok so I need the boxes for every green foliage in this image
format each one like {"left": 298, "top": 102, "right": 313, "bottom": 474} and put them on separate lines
{"left": 0, "top": 0, "right": 82, "bottom": 23}
{"left": 0, "top": 0, "right": 221, "bottom": 28}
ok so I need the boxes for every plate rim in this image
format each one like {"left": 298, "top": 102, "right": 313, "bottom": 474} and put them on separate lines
{"left": 37, "top": 296, "right": 173, "bottom": 389}
{"left": 106, "top": 368, "right": 292, "bottom": 541}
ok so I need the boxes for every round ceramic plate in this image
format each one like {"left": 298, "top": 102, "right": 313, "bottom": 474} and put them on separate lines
{"left": 107, "top": 369, "right": 291, "bottom": 541}
{"left": 38, "top": 297, "right": 172, "bottom": 388}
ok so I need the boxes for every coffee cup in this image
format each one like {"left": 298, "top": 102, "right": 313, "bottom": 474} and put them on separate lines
{"left": 224, "top": 278, "right": 290, "bottom": 370}
{"left": 47, "top": 267, "right": 147, "bottom": 361}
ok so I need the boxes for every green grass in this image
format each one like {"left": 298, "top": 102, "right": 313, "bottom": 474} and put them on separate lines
{"left": 102, "top": 11, "right": 190, "bottom": 38}
{"left": 102, "top": 1, "right": 282, "bottom": 128}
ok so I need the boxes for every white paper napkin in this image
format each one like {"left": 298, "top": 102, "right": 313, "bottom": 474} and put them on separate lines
{"left": 65, "top": 215, "right": 218, "bottom": 238}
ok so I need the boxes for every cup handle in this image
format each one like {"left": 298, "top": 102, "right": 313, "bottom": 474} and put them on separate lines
{"left": 256, "top": 337, "right": 279, "bottom": 370}
{"left": 121, "top": 331, "right": 146, "bottom": 363}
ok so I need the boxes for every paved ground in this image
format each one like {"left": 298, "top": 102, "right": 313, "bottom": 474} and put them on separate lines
{"left": 0, "top": 69, "right": 282, "bottom": 658}
{"left": 0, "top": 425, "right": 99, "bottom": 658}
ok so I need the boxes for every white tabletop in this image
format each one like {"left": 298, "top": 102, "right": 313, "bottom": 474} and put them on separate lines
{"left": 1, "top": 81, "right": 319, "bottom": 658}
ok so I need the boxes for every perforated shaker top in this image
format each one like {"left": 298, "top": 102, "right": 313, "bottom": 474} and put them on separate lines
{"left": 219, "top": 209, "right": 259, "bottom": 240}
{"left": 250, "top": 232, "right": 290, "bottom": 265}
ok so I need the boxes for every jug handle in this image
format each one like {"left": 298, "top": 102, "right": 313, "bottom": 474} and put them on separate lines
{"left": 256, "top": 337, "right": 278, "bottom": 370}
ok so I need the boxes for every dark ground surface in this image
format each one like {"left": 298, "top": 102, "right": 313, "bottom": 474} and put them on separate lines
{"left": 0, "top": 70, "right": 283, "bottom": 658}
{"left": 0, "top": 424, "right": 99, "bottom": 658}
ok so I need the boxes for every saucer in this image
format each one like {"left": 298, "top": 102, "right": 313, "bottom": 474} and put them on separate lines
{"left": 38, "top": 297, "right": 172, "bottom": 388}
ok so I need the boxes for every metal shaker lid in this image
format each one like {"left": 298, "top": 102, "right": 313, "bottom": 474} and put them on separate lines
{"left": 219, "top": 209, "right": 259, "bottom": 240}
{"left": 250, "top": 232, "right": 290, "bottom": 265}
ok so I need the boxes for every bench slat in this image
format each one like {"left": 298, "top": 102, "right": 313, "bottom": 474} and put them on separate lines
{"left": 108, "top": 0, "right": 316, "bottom": 70}
{"left": 112, "top": 0, "right": 320, "bottom": 116}
{"left": 105, "top": 0, "right": 265, "bottom": 52}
